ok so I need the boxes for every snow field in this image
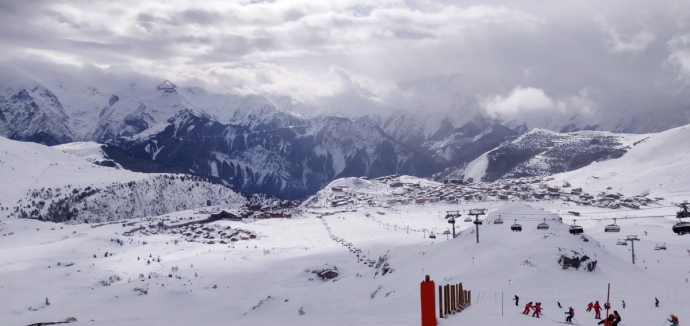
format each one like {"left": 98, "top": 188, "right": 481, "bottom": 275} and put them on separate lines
{"left": 1, "top": 202, "right": 688, "bottom": 325}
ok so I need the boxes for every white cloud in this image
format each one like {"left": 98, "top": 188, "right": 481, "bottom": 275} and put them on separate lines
{"left": 481, "top": 86, "right": 555, "bottom": 117}
{"left": 481, "top": 87, "right": 596, "bottom": 119}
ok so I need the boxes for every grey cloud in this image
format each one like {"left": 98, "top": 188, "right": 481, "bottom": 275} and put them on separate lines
{"left": 389, "top": 27, "right": 436, "bottom": 40}
{"left": 283, "top": 8, "right": 305, "bottom": 22}
{"left": 0, "top": 0, "right": 687, "bottom": 130}
{"left": 43, "top": 9, "right": 87, "bottom": 30}
{"left": 136, "top": 12, "right": 171, "bottom": 32}
{"left": 192, "top": 34, "right": 278, "bottom": 63}
{"left": 172, "top": 9, "right": 226, "bottom": 26}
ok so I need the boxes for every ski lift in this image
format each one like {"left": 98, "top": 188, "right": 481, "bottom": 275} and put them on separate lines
{"left": 537, "top": 218, "right": 549, "bottom": 230}
{"left": 494, "top": 216, "right": 504, "bottom": 224}
{"left": 429, "top": 232, "right": 436, "bottom": 239}
{"left": 673, "top": 203, "right": 690, "bottom": 235}
{"left": 442, "top": 230, "right": 451, "bottom": 235}
{"left": 605, "top": 218, "right": 621, "bottom": 233}
{"left": 654, "top": 243, "right": 667, "bottom": 250}
{"left": 464, "top": 217, "right": 472, "bottom": 222}
{"left": 473, "top": 219, "right": 483, "bottom": 225}
{"left": 511, "top": 219, "right": 522, "bottom": 232}
{"left": 569, "top": 220, "right": 584, "bottom": 235}
{"left": 673, "top": 221, "right": 690, "bottom": 235}
{"left": 616, "top": 240, "right": 627, "bottom": 246}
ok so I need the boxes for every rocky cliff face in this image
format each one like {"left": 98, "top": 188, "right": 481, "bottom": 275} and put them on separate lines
{"left": 110, "top": 110, "right": 439, "bottom": 199}
{"left": 0, "top": 86, "right": 75, "bottom": 145}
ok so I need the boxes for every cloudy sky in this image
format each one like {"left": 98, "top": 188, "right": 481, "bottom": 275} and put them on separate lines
{"left": 1, "top": 0, "right": 690, "bottom": 121}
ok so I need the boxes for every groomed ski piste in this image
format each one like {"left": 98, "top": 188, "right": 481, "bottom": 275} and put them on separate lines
{"left": 1, "top": 134, "right": 689, "bottom": 326}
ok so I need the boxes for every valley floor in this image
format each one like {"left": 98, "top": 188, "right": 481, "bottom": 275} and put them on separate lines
{"left": 1, "top": 201, "right": 688, "bottom": 326}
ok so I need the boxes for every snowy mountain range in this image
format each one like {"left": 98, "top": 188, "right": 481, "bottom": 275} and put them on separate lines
{"left": 3, "top": 69, "right": 690, "bottom": 198}
{"left": 110, "top": 110, "right": 438, "bottom": 199}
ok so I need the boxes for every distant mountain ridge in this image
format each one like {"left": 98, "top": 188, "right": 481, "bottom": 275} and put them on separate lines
{"left": 3, "top": 70, "right": 689, "bottom": 199}
{"left": 111, "top": 109, "right": 439, "bottom": 199}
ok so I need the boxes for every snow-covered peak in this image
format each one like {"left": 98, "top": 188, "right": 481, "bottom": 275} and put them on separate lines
{"left": 156, "top": 80, "right": 177, "bottom": 91}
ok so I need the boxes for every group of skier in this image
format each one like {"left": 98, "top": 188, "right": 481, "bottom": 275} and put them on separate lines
{"left": 513, "top": 295, "right": 679, "bottom": 325}
{"left": 586, "top": 301, "right": 603, "bottom": 319}
{"left": 520, "top": 301, "right": 544, "bottom": 318}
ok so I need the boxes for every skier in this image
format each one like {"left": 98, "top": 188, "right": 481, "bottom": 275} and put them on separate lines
{"left": 655, "top": 297, "right": 659, "bottom": 307}
{"left": 668, "top": 314, "right": 679, "bottom": 326}
{"left": 532, "top": 302, "right": 542, "bottom": 318}
{"left": 593, "top": 301, "right": 602, "bottom": 319}
{"left": 621, "top": 300, "right": 625, "bottom": 309}
{"left": 604, "top": 302, "right": 611, "bottom": 310}
{"left": 597, "top": 314, "right": 615, "bottom": 326}
{"left": 586, "top": 302, "right": 594, "bottom": 312}
{"left": 612, "top": 311, "right": 622, "bottom": 326}
{"left": 558, "top": 301, "right": 562, "bottom": 308}
{"left": 523, "top": 302, "right": 533, "bottom": 315}
{"left": 514, "top": 295, "right": 519, "bottom": 306}
{"left": 565, "top": 307, "right": 575, "bottom": 324}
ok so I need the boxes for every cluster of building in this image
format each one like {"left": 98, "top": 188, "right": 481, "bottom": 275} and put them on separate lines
{"left": 121, "top": 210, "right": 259, "bottom": 244}
{"left": 320, "top": 175, "right": 660, "bottom": 211}
{"left": 170, "top": 224, "right": 257, "bottom": 244}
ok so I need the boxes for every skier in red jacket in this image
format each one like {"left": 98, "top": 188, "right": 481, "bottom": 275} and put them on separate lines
{"left": 522, "top": 302, "right": 533, "bottom": 315}
{"left": 593, "top": 301, "right": 602, "bottom": 319}
{"left": 532, "top": 302, "right": 543, "bottom": 318}
{"left": 597, "top": 314, "right": 615, "bottom": 326}
{"left": 586, "top": 302, "right": 593, "bottom": 312}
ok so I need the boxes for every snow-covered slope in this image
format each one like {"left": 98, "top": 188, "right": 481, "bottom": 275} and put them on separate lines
{"left": 0, "top": 136, "right": 143, "bottom": 208}
{"left": 0, "top": 136, "right": 246, "bottom": 223}
{"left": 1, "top": 199, "right": 687, "bottom": 325}
{"left": 52, "top": 142, "right": 111, "bottom": 164}
{"left": 456, "top": 128, "right": 645, "bottom": 182}
{"left": 551, "top": 124, "right": 690, "bottom": 202}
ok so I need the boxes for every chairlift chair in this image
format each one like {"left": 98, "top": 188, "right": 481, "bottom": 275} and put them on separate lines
{"left": 673, "top": 203, "right": 690, "bottom": 235}
{"left": 616, "top": 240, "right": 627, "bottom": 246}
{"left": 494, "top": 215, "right": 504, "bottom": 224}
{"left": 654, "top": 243, "right": 667, "bottom": 250}
{"left": 429, "top": 232, "right": 436, "bottom": 239}
{"left": 672, "top": 221, "right": 690, "bottom": 235}
{"left": 464, "top": 217, "right": 472, "bottom": 222}
{"left": 605, "top": 218, "right": 621, "bottom": 233}
{"left": 537, "top": 218, "right": 549, "bottom": 230}
{"left": 569, "top": 220, "right": 584, "bottom": 235}
{"left": 511, "top": 219, "right": 522, "bottom": 232}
